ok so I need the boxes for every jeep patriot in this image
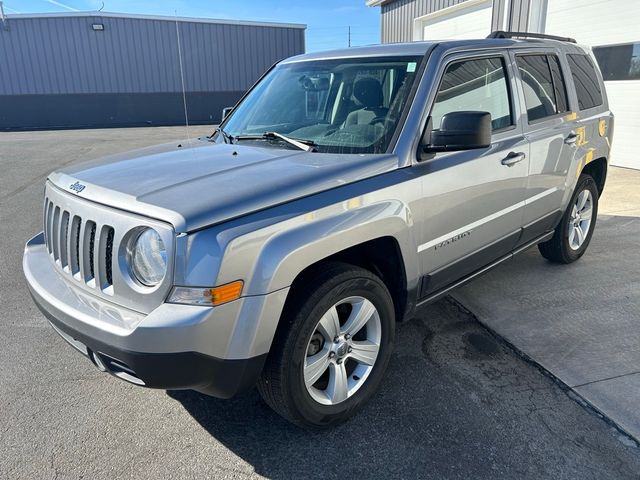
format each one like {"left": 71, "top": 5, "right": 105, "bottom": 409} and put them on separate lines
{"left": 23, "top": 32, "right": 613, "bottom": 429}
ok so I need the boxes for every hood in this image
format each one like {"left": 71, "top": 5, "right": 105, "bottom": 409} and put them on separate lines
{"left": 50, "top": 138, "right": 399, "bottom": 232}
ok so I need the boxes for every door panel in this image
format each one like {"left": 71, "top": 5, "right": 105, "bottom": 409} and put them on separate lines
{"left": 519, "top": 119, "right": 575, "bottom": 243}
{"left": 415, "top": 53, "right": 529, "bottom": 298}
{"left": 512, "top": 51, "right": 578, "bottom": 244}
{"left": 416, "top": 137, "right": 529, "bottom": 296}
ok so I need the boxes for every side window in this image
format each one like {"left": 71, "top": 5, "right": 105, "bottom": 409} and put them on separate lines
{"left": 431, "top": 57, "right": 513, "bottom": 131}
{"left": 516, "top": 54, "right": 568, "bottom": 122}
{"left": 548, "top": 55, "right": 569, "bottom": 113}
{"left": 567, "top": 54, "right": 603, "bottom": 110}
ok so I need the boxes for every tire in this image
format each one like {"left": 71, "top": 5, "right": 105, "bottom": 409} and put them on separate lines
{"left": 257, "top": 262, "right": 395, "bottom": 430}
{"left": 538, "top": 174, "right": 599, "bottom": 264}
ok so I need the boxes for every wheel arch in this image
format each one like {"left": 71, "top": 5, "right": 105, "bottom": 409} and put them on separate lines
{"left": 582, "top": 156, "right": 607, "bottom": 195}
{"left": 286, "top": 236, "right": 410, "bottom": 323}
{"left": 244, "top": 201, "right": 421, "bottom": 322}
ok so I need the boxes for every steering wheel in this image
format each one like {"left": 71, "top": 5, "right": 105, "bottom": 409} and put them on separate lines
{"left": 369, "top": 115, "right": 388, "bottom": 126}
{"left": 370, "top": 116, "right": 397, "bottom": 130}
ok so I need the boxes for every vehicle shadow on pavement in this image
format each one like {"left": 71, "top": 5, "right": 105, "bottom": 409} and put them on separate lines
{"left": 168, "top": 298, "right": 640, "bottom": 480}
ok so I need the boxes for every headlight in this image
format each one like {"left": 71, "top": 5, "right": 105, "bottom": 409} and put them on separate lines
{"left": 130, "top": 228, "right": 167, "bottom": 286}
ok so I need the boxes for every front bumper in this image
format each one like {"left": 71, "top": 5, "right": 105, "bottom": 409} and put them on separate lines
{"left": 23, "top": 232, "right": 288, "bottom": 398}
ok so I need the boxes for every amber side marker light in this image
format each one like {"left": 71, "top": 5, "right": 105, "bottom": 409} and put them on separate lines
{"left": 208, "top": 281, "right": 244, "bottom": 305}
{"left": 168, "top": 280, "right": 244, "bottom": 306}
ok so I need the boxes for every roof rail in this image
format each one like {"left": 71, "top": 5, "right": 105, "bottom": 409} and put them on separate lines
{"left": 487, "top": 30, "right": 577, "bottom": 44}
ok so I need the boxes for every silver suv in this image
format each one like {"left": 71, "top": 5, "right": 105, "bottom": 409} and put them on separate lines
{"left": 24, "top": 32, "right": 613, "bottom": 429}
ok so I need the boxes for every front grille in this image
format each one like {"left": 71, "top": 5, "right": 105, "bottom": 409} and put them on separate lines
{"left": 42, "top": 180, "right": 174, "bottom": 314}
{"left": 44, "top": 197, "right": 115, "bottom": 294}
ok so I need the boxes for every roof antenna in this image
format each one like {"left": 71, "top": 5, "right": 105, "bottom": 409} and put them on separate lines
{"left": 174, "top": 11, "right": 191, "bottom": 145}
{"left": 98, "top": 1, "right": 104, "bottom": 12}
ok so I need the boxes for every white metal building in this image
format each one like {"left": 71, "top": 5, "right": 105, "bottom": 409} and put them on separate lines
{"left": 368, "top": 0, "right": 639, "bottom": 170}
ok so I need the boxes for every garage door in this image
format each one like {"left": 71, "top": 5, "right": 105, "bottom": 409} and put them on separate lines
{"left": 543, "top": 0, "right": 640, "bottom": 170}
{"left": 417, "top": 0, "right": 492, "bottom": 41}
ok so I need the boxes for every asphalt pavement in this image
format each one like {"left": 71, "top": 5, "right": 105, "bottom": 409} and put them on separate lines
{"left": 1, "top": 127, "right": 639, "bottom": 479}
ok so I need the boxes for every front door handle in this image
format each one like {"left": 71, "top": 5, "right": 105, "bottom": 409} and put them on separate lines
{"left": 501, "top": 151, "right": 526, "bottom": 167}
{"left": 564, "top": 132, "right": 578, "bottom": 145}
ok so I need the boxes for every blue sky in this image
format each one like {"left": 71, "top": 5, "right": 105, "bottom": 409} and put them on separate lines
{"left": 4, "top": 0, "right": 381, "bottom": 52}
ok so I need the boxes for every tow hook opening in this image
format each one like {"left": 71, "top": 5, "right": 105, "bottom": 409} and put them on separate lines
{"left": 88, "top": 349, "right": 146, "bottom": 386}
{"left": 89, "top": 349, "right": 107, "bottom": 372}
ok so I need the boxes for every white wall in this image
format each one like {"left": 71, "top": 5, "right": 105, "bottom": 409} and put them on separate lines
{"left": 539, "top": 0, "right": 640, "bottom": 170}
{"left": 543, "top": 0, "right": 640, "bottom": 46}
{"left": 413, "top": 0, "right": 492, "bottom": 41}
{"left": 603, "top": 81, "right": 640, "bottom": 170}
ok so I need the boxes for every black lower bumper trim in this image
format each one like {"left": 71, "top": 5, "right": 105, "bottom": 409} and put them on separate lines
{"left": 42, "top": 306, "right": 266, "bottom": 399}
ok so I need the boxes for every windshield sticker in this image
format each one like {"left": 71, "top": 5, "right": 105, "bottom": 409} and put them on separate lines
{"left": 407, "top": 62, "right": 417, "bottom": 72}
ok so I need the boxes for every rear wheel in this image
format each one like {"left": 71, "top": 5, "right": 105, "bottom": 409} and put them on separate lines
{"left": 538, "top": 174, "right": 598, "bottom": 263}
{"left": 257, "top": 262, "right": 395, "bottom": 429}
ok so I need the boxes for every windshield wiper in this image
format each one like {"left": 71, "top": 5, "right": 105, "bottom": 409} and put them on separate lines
{"left": 234, "top": 132, "right": 316, "bottom": 152}
{"left": 213, "top": 126, "right": 234, "bottom": 144}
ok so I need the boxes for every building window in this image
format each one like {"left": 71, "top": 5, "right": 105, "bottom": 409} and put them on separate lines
{"left": 593, "top": 42, "right": 640, "bottom": 81}
{"left": 516, "top": 54, "right": 568, "bottom": 122}
{"left": 567, "top": 54, "right": 603, "bottom": 110}
{"left": 431, "top": 57, "right": 513, "bottom": 131}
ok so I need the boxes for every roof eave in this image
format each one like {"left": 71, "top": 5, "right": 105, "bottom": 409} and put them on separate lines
{"left": 4, "top": 10, "right": 307, "bottom": 29}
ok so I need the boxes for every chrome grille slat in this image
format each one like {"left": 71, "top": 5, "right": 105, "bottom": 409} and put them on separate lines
{"left": 60, "top": 211, "right": 70, "bottom": 270}
{"left": 48, "top": 201, "right": 54, "bottom": 254}
{"left": 83, "top": 220, "right": 97, "bottom": 286}
{"left": 69, "top": 216, "right": 82, "bottom": 276}
{"left": 78, "top": 220, "right": 89, "bottom": 283}
{"left": 94, "top": 224, "right": 104, "bottom": 290}
{"left": 51, "top": 206, "right": 61, "bottom": 262}
{"left": 44, "top": 198, "right": 51, "bottom": 253}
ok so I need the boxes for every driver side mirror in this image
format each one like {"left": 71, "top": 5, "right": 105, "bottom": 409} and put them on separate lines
{"left": 221, "top": 107, "right": 234, "bottom": 121}
{"left": 421, "top": 111, "right": 491, "bottom": 155}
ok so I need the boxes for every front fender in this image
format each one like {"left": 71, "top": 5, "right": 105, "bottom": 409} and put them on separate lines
{"left": 205, "top": 197, "right": 418, "bottom": 300}
{"left": 244, "top": 200, "right": 418, "bottom": 296}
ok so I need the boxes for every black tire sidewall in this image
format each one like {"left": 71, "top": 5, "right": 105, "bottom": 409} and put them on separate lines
{"left": 285, "top": 273, "right": 395, "bottom": 428}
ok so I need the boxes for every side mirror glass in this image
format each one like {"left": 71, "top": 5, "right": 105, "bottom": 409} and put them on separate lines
{"left": 422, "top": 111, "right": 491, "bottom": 154}
{"left": 221, "top": 107, "right": 234, "bottom": 121}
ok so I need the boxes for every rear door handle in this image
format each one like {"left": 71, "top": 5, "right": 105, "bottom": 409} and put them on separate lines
{"left": 501, "top": 151, "right": 526, "bottom": 167}
{"left": 564, "top": 132, "right": 578, "bottom": 145}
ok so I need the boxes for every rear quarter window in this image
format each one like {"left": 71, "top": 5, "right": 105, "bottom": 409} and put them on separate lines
{"left": 516, "top": 54, "right": 569, "bottom": 122}
{"left": 567, "top": 54, "right": 603, "bottom": 110}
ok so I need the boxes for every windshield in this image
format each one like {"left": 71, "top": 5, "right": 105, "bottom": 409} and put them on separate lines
{"left": 220, "top": 56, "right": 423, "bottom": 154}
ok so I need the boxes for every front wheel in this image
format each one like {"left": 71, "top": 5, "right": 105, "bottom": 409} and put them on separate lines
{"left": 538, "top": 173, "right": 599, "bottom": 263}
{"left": 257, "top": 262, "right": 395, "bottom": 429}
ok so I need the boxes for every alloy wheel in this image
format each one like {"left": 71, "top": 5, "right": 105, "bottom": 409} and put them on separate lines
{"left": 568, "top": 189, "right": 593, "bottom": 250}
{"left": 303, "top": 296, "right": 381, "bottom": 405}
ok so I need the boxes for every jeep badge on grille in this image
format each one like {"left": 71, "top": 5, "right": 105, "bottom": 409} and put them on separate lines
{"left": 69, "top": 181, "right": 86, "bottom": 193}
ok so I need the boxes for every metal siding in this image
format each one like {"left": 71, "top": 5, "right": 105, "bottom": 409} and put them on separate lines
{"left": 379, "top": 0, "right": 532, "bottom": 43}
{"left": 507, "top": 0, "right": 530, "bottom": 31}
{"left": 492, "top": 0, "right": 508, "bottom": 30}
{"left": 0, "top": 15, "right": 304, "bottom": 96}
{"left": 380, "top": 0, "right": 471, "bottom": 43}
